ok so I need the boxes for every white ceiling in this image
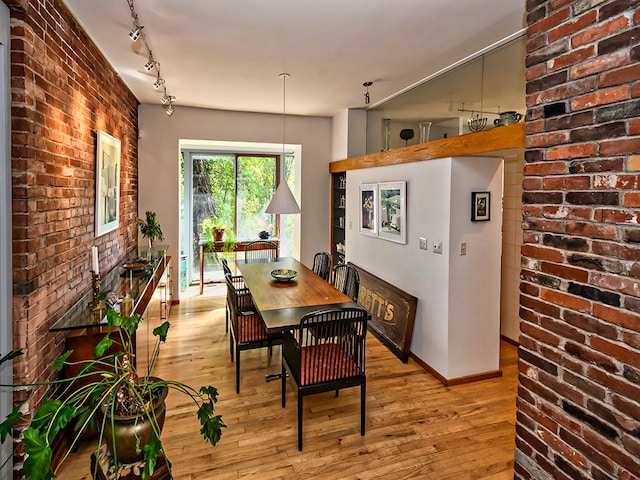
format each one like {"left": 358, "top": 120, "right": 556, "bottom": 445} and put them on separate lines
{"left": 61, "top": 0, "right": 526, "bottom": 118}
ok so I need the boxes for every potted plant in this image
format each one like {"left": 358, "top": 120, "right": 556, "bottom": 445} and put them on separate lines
{"left": 138, "top": 211, "right": 164, "bottom": 254}
{"left": 0, "top": 296, "right": 225, "bottom": 480}
{"left": 202, "top": 218, "right": 226, "bottom": 243}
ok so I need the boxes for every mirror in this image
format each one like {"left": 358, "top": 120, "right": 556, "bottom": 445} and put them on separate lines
{"left": 366, "top": 34, "right": 526, "bottom": 153}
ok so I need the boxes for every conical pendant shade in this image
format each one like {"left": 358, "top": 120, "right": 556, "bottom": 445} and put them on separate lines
{"left": 265, "top": 181, "right": 301, "bottom": 214}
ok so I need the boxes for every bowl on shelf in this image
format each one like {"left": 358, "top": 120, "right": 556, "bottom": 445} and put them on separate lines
{"left": 270, "top": 269, "right": 297, "bottom": 283}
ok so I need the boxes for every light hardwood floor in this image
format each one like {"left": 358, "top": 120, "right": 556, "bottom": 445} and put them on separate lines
{"left": 56, "top": 285, "right": 518, "bottom": 479}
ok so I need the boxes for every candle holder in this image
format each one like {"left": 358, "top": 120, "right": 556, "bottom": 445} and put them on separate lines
{"left": 91, "top": 271, "right": 101, "bottom": 300}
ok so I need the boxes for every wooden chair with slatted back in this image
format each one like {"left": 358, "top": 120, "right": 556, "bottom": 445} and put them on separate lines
{"left": 311, "top": 252, "right": 331, "bottom": 281}
{"left": 244, "top": 240, "right": 279, "bottom": 263}
{"left": 281, "top": 307, "right": 368, "bottom": 450}
{"left": 332, "top": 263, "right": 360, "bottom": 302}
{"left": 225, "top": 273, "right": 280, "bottom": 393}
{"left": 221, "top": 257, "right": 250, "bottom": 335}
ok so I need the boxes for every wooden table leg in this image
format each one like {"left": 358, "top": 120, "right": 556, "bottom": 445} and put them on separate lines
{"left": 199, "top": 243, "right": 204, "bottom": 295}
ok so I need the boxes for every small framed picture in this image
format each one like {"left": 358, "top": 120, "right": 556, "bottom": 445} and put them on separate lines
{"left": 471, "top": 191, "right": 490, "bottom": 222}
{"left": 359, "top": 184, "right": 377, "bottom": 236}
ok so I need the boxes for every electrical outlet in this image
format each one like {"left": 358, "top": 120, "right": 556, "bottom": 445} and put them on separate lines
{"left": 433, "top": 241, "right": 443, "bottom": 254}
{"left": 419, "top": 237, "right": 427, "bottom": 250}
{"left": 460, "top": 242, "right": 467, "bottom": 255}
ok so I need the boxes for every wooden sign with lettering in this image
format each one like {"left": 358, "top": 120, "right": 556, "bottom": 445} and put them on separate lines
{"left": 351, "top": 263, "right": 417, "bottom": 363}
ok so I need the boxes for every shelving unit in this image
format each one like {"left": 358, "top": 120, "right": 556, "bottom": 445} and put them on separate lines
{"left": 330, "top": 172, "right": 346, "bottom": 268}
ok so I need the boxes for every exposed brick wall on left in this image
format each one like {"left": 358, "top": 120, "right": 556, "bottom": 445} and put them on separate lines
{"left": 5, "top": 0, "right": 138, "bottom": 469}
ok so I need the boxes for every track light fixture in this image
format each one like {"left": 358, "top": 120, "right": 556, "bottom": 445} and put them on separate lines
{"left": 153, "top": 72, "right": 165, "bottom": 90}
{"left": 127, "top": 0, "right": 176, "bottom": 115}
{"left": 144, "top": 51, "right": 156, "bottom": 72}
{"left": 128, "top": 17, "right": 142, "bottom": 42}
{"left": 363, "top": 81, "right": 373, "bottom": 105}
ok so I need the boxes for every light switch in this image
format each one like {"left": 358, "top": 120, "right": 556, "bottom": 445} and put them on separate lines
{"left": 419, "top": 237, "right": 427, "bottom": 250}
{"left": 460, "top": 242, "right": 467, "bottom": 255}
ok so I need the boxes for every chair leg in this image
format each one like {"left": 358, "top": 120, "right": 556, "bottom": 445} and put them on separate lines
{"left": 297, "top": 394, "right": 303, "bottom": 451}
{"left": 236, "top": 348, "right": 241, "bottom": 394}
{"left": 360, "top": 382, "right": 366, "bottom": 436}
{"left": 225, "top": 305, "right": 229, "bottom": 334}
{"left": 281, "top": 363, "right": 286, "bottom": 408}
{"left": 229, "top": 335, "right": 234, "bottom": 362}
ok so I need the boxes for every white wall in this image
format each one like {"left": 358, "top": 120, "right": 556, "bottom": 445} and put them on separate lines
{"left": 331, "top": 108, "right": 367, "bottom": 161}
{"left": 138, "top": 105, "right": 332, "bottom": 300}
{"left": 347, "top": 156, "right": 503, "bottom": 380}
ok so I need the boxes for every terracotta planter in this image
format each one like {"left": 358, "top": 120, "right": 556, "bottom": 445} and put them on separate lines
{"left": 212, "top": 228, "right": 225, "bottom": 242}
{"left": 102, "top": 379, "right": 169, "bottom": 464}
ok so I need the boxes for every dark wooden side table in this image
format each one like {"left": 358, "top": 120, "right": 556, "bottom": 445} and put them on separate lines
{"left": 198, "top": 238, "right": 279, "bottom": 294}
{"left": 90, "top": 447, "right": 171, "bottom": 480}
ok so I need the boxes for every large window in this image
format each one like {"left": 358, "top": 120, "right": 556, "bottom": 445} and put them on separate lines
{"left": 181, "top": 149, "right": 295, "bottom": 286}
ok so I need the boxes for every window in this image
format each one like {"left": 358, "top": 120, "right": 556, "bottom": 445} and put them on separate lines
{"left": 181, "top": 149, "right": 295, "bottom": 285}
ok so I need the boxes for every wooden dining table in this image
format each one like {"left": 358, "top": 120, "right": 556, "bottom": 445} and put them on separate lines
{"left": 237, "top": 257, "right": 359, "bottom": 333}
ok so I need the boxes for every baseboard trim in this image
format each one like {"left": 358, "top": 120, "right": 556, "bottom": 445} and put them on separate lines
{"left": 409, "top": 352, "right": 503, "bottom": 386}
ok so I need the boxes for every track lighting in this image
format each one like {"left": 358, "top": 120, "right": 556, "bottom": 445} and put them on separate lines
{"left": 144, "top": 52, "right": 155, "bottom": 72}
{"left": 161, "top": 92, "right": 175, "bottom": 105}
{"left": 153, "top": 73, "right": 165, "bottom": 90}
{"left": 128, "top": 0, "right": 176, "bottom": 115}
{"left": 363, "top": 81, "right": 373, "bottom": 105}
{"left": 129, "top": 18, "right": 142, "bottom": 42}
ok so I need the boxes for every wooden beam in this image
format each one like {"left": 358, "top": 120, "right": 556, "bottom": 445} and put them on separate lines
{"left": 329, "top": 122, "right": 525, "bottom": 173}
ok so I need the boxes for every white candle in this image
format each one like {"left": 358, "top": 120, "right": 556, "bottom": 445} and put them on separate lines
{"left": 92, "top": 246, "right": 99, "bottom": 274}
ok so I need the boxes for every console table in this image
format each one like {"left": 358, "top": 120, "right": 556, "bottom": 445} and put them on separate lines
{"left": 198, "top": 238, "right": 279, "bottom": 294}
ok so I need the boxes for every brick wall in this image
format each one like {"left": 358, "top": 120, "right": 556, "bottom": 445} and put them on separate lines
{"left": 517, "top": 1, "right": 640, "bottom": 479}
{"left": 5, "top": 0, "right": 138, "bottom": 445}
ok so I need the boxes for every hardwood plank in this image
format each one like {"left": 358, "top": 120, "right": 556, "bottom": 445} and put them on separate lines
{"left": 55, "top": 286, "right": 518, "bottom": 479}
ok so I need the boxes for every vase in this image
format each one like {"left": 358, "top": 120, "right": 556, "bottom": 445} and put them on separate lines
{"left": 419, "top": 122, "right": 432, "bottom": 143}
{"left": 102, "top": 379, "right": 169, "bottom": 464}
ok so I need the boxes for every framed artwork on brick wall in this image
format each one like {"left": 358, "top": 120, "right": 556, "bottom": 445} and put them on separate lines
{"left": 95, "top": 130, "right": 121, "bottom": 236}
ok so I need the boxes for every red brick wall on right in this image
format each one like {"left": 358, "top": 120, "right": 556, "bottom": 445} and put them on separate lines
{"left": 516, "top": 1, "right": 640, "bottom": 479}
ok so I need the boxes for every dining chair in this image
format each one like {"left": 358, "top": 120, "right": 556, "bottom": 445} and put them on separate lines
{"left": 225, "top": 273, "right": 280, "bottom": 393}
{"left": 244, "top": 240, "right": 279, "bottom": 263}
{"left": 281, "top": 307, "right": 368, "bottom": 450}
{"left": 221, "top": 257, "right": 250, "bottom": 334}
{"left": 332, "top": 263, "right": 360, "bottom": 303}
{"left": 311, "top": 251, "right": 331, "bottom": 281}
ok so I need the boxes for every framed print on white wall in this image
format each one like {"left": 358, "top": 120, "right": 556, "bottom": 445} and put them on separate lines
{"left": 378, "top": 181, "right": 407, "bottom": 244}
{"left": 359, "top": 183, "right": 377, "bottom": 236}
{"left": 95, "top": 130, "right": 121, "bottom": 236}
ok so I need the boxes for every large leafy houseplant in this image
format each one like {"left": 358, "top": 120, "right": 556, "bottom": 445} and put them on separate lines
{"left": 0, "top": 297, "right": 225, "bottom": 480}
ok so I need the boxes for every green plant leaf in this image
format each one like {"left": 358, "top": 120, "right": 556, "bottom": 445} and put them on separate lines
{"left": 196, "top": 386, "right": 225, "bottom": 446}
{"left": 152, "top": 321, "right": 170, "bottom": 342}
{"left": 0, "top": 405, "right": 22, "bottom": 443}
{"left": 200, "top": 385, "right": 220, "bottom": 402}
{"left": 95, "top": 335, "right": 114, "bottom": 357}
{"left": 52, "top": 350, "right": 74, "bottom": 372}
{"left": 22, "top": 427, "right": 55, "bottom": 480}
{"left": 32, "top": 400, "right": 77, "bottom": 441}
{"left": 142, "top": 432, "right": 162, "bottom": 479}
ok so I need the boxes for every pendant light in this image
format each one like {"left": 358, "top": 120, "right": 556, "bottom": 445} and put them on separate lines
{"left": 265, "top": 73, "right": 301, "bottom": 214}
